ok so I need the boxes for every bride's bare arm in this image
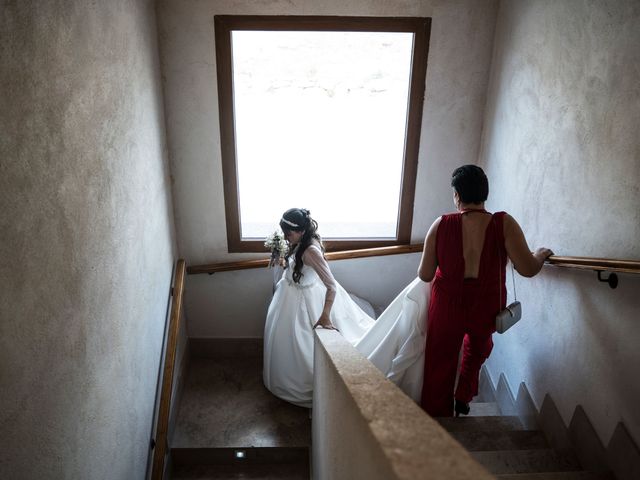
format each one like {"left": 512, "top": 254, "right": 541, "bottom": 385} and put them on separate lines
{"left": 503, "top": 214, "right": 553, "bottom": 277}
{"left": 418, "top": 217, "right": 441, "bottom": 282}
{"left": 303, "top": 245, "right": 337, "bottom": 329}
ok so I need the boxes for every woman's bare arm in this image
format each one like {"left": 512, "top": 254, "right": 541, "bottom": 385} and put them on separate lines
{"left": 418, "top": 217, "right": 441, "bottom": 282}
{"left": 503, "top": 214, "right": 553, "bottom": 277}
{"left": 304, "top": 245, "right": 338, "bottom": 330}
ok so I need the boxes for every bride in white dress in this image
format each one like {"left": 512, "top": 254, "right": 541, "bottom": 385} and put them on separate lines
{"left": 263, "top": 208, "right": 429, "bottom": 408}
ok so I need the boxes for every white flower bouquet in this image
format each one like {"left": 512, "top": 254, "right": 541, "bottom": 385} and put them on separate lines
{"left": 264, "top": 229, "right": 288, "bottom": 268}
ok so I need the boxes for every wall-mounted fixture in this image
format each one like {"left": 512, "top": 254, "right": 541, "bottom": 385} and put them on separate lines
{"left": 597, "top": 271, "right": 618, "bottom": 289}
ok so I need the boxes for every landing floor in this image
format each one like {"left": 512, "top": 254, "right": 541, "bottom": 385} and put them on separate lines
{"left": 173, "top": 355, "right": 310, "bottom": 448}
{"left": 170, "top": 350, "right": 310, "bottom": 479}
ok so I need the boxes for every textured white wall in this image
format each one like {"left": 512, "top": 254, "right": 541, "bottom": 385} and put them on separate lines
{"left": 479, "top": 0, "right": 640, "bottom": 449}
{"left": 157, "top": 0, "right": 498, "bottom": 336}
{"left": 186, "top": 253, "right": 422, "bottom": 338}
{"left": 0, "top": 1, "right": 177, "bottom": 478}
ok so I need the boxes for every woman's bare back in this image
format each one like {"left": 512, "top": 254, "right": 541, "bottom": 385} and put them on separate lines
{"left": 418, "top": 209, "right": 552, "bottom": 284}
{"left": 461, "top": 212, "right": 493, "bottom": 279}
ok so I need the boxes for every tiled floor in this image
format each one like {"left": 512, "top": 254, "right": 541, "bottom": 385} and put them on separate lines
{"left": 170, "top": 351, "right": 311, "bottom": 479}
{"left": 173, "top": 356, "right": 310, "bottom": 449}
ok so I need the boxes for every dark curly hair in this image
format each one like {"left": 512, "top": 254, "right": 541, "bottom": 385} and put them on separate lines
{"left": 280, "top": 208, "right": 323, "bottom": 283}
{"left": 451, "top": 165, "right": 489, "bottom": 204}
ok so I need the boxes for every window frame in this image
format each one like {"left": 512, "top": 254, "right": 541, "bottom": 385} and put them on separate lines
{"left": 214, "top": 15, "right": 431, "bottom": 253}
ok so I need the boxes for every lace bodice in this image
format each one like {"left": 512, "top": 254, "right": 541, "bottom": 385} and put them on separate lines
{"left": 283, "top": 244, "right": 337, "bottom": 301}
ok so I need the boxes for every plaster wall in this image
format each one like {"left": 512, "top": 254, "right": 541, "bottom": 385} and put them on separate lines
{"left": 478, "top": 0, "right": 640, "bottom": 448}
{"left": 186, "top": 252, "right": 421, "bottom": 338}
{"left": 157, "top": 0, "right": 498, "bottom": 337}
{"left": 0, "top": 1, "right": 177, "bottom": 478}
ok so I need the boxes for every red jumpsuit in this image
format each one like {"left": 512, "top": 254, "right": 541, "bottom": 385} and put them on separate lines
{"left": 421, "top": 211, "right": 507, "bottom": 417}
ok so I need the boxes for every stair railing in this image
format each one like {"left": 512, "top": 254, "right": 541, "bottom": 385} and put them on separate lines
{"left": 151, "top": 259, "right": 186, "bottom": 480}
{"left": 545, "top": 255, "right": 640, "bottom": 288}
{"left": 187, "top": 244, "right": 423, "bottom": 274}
{"left": 313, "top": 329, "right": 495, "bottom": 480}
{"left": 187, "top": 245, "right": 639, "bottom": 288}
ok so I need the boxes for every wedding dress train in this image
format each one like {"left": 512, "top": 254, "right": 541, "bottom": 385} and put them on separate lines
{"left": 263, "top": 252, "right": 429, "bottom": 408}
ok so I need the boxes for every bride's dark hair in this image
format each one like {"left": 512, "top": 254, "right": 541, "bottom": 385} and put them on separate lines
{"left": 280, "top": 208, "right": 323, "bottom": 283}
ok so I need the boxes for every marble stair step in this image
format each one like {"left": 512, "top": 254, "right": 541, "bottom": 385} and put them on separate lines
{"left": 450, "top": 429, "right": 549, "bottom": 451}
{"left": 171, "top": 447, "right": 308, "bottom": 467}
{"left": 171, "top": 447, "right": 309, "bottom": 479}
{"left": 468, "top": 401, "right": 502, "bottom": 416}
{"left": 496, "top": 472, "right": 615, "bottom": 480}
{"left": 171, "top": 461, "right": 309, "bottom": 480}
{"left": 437, "top": 415, "right": 524, "bottom": 432}
{"left": 471, "top": 449, "right": 582, "bottom": 475}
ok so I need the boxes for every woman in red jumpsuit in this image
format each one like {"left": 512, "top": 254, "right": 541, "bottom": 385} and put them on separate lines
{"left": 418, "top": 165, "right": 553, "bottom": 417}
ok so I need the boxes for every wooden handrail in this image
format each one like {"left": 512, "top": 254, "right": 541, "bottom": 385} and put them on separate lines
{"left": 151, "top": 259, "right": 186, "bottom": 480}
{"left": 187, "top": 244, "right": 639, "bottom": 277}
{"left": 187, "top": 243, "right": 424, "bottom": 274}
{"left": 546, "top": 255, "right": 640, "bottom": 274}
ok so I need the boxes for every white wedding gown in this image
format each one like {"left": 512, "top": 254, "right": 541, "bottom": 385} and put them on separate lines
{"left": 263, "top": 244, "right": 430, "bottom": 408}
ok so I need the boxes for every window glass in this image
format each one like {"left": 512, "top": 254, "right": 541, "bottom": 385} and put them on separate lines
{"left": 233, "top": 31, "right": 413, "bottom": 239}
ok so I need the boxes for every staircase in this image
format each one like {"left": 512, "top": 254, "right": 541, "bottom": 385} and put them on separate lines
{"left": 168, "top": 340, "right": 310, "bottom": 479}
{"left": 167, "top": 339, "right": 621, "bottom": 479}
{"left": 437, "top": 400, "right": 615, "bottom": 479}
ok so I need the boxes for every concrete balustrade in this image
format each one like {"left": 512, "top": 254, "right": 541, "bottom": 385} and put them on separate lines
{"left": 312, "top": 330, "right": 494, "bottom": 480}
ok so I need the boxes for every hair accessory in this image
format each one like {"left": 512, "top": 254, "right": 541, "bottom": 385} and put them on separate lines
{"left": 281, "top": 218, "right": 299, "bottom": 228}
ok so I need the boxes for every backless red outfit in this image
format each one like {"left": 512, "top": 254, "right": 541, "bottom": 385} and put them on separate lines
{"left": 421, "top": 211, "right": 507, "bottom": 417}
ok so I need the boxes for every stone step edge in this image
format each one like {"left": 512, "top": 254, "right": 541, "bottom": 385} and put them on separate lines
{"left": 451, "top": 429, "right": 550, "bottom": 451}
{"left": 171, "top": 446, "right": 309, "bottom": 467}
{"left": 471, "top": 448, "right": 582, "bottom": 474}
{"left": 437, "top": 415, "right": 525, "bottom": 431}
{"left": 496, "top": 471, "right": 615, "bottom": 480}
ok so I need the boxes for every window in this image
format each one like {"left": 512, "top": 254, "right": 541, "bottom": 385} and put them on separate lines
{"left": 214, "top": 16, "right": 431, "bottom": 252}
